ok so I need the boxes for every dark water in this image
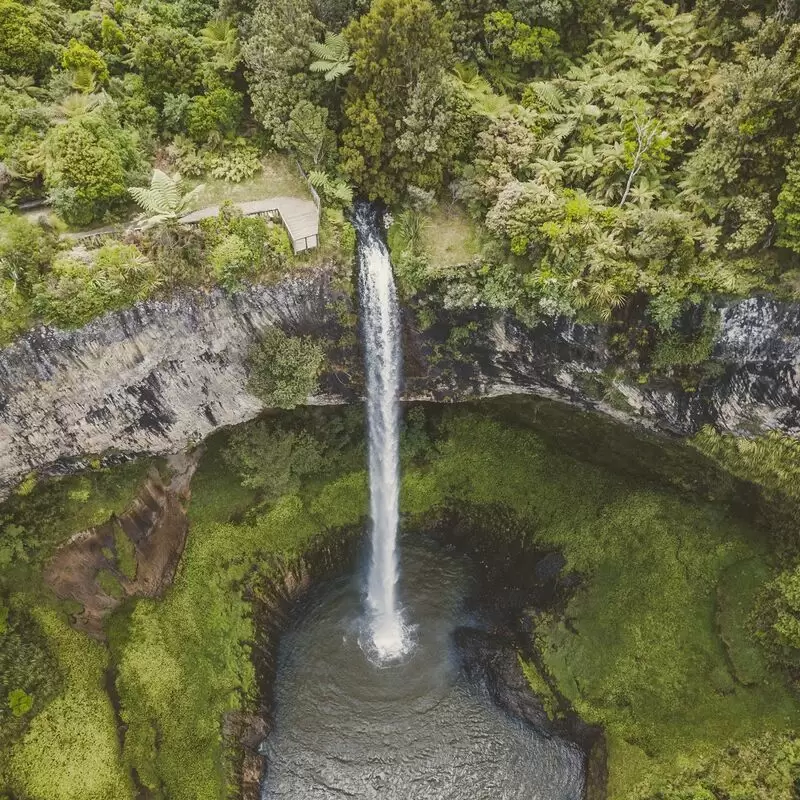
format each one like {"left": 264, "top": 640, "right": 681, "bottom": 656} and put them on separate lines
{"left": 261, "top": 540, "right": 585, "bottom": 800}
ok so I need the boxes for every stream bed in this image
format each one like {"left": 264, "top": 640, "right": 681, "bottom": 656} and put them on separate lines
{"left": 260, "top": 539, "right": 585, "bottom": 799}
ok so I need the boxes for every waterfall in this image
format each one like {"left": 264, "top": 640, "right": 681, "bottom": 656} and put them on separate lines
{"left": 355, "top": 205, "right": 409, "bottom": 662}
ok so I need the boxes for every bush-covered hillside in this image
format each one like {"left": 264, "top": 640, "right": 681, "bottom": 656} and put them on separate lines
{"left": 2, "top": 0, "right": 800, "bottom": 342}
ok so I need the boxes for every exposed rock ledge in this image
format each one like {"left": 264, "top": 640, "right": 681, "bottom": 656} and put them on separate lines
{"left": 1, "top": 265, "right": 798, "bottom": 497}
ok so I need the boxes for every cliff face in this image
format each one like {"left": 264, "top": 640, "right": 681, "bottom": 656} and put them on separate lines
{"left": 1, "top": 266, "right": 798, "bottom": 497}
{"left": 406, "top": 294, "right": 800, "bottom": 438}
{"left": 0, "top": 269, "right": 351, "bottom": 497}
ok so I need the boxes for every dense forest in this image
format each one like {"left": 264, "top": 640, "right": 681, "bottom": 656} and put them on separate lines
{"left": 1, "top": 0, "right": 800, "bottom": 343}
{"left": 2, "top": 0, "right": 800, "bottom": 798}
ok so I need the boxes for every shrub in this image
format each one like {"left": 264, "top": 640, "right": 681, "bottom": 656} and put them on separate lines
{"left": 0, "top": 215, "right": 58, "bottom": 294}
{"left": 0, "top": 280, "right": 31, "bottom": 346}
{"left": 0, "top": 0, "right": 48, "bottom": 75}
{"left": 34, "top": 244, "right": 160, "bottom": 328}
{"left": 246, "top": 328, "right": 325, "bottom": 408}
{"left": 208, "top": 139, "right": 261, "bottom": 182}
{"left": 61, "top": 39, "right": 109, "bottom": 84}
{"left": 186, "top": 88, "right": 242, "bottom": 143}
{"left": 201, "top": 203, "right": 291, "bottom": 288}
{"left": 43, "top": 111, "right": 143, "bottom": 226}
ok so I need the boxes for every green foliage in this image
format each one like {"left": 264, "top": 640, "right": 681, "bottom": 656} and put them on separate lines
{"left": 0, "top": 460, "right": 151, "bottom": 572}
{"left": 288, "top": 101, "right": 331, "bottom": 168}
{"left": 0, "top": 0, "right": 51, "bottom": 76}
{"left": 339, "top": 0, "right": 461, "bottom": 202}
{"left": 186, "top": 88, "right": 243, "bottom": 144}
{"left": 0, "top": 604, "right": 59, "bottom": 749}
{"left": 223, "top": 425, "right": 324, "bottom": 503}
{"left": 629, "top": 732, "right": 800, "bottom": 800}
{"left": 208, "top": 139, "right": 262, "bottom": 182}
{"left": 200, "top": 202, "right": 290, "bottom": 288}
{"left": 246, "top": 328, "right": 325, "bottom": 408}
{"left": 309, "top": 31, "right": 353, "bottom": 82}
{"left": 113, "top": 527, "right": 137, "bottom": 581}
{"left": 61, "top": 40, "right": 109, "bottom": 86}
{"left": 43, "top": 110, "right": 143, "bottom": 226}
{"left": 243, "top": 0, "right": 321, "bottom": 148}
{"left": 200, "top": 18, "right": 240, "bottom": 74}
{"left": 8, "top": 607, "right": 131, "bottom": 800}
{"left": 7, "top": 690, "right": 33, "bottom": 718}
{"left": 754, "top": 563, "right": 800, "bottom": 682}
{"left": 34, "top": 244, "right": 160, "bottom": 328}
{"left": 395, "top": 401, "right": 800, "bottom": 796}
{"left": 308, "top": 169, "right": 353, "bottom": 207}
{"left": 133, "top": 27, "right": 203, "bottom": 105}
{"left": 111, "top": 413, "right": 366, "bottom": 799}
{"left": 129, "top": 170, "right": 204, "bottom": 226}
{"left": 96, "top": 569, "right": 123, "bottom": 599}
{"left": 0, "top": 215, "right": 58, "bottom": 295}
{"left": 776, "top": 145, "right": 800, "bottom": 254}
{"left": 692, "top": 427, "right": 800, "bottom": 507}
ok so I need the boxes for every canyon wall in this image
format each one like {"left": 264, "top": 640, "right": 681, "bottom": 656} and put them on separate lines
{"left": 1, "top": 266, "right": 798, "bottom": 496}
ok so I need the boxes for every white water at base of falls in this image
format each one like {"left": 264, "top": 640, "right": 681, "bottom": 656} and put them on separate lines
{"left": 355, "top": 206, "right": 412, "bottom": 664}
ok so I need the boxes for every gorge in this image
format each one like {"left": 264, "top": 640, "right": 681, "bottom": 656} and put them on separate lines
{"left": 2, "top": 1, "right": 800, "bottom": 798}
{"left": 1, "top": 267, "right": 799, "bottom": 498}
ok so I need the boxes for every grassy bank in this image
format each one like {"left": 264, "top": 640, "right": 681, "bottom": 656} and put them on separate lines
{"left": 1, "top": 399, "right": 797, "bottom": 799}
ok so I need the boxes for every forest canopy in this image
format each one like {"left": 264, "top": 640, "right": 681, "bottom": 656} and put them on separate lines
{"left": 0, "top": 0, "right": 799, "bottom": 340}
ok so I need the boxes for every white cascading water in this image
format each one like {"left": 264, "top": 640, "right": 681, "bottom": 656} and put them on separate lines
{"left": 356, "top": 206, "right": 409, "bottom": 662}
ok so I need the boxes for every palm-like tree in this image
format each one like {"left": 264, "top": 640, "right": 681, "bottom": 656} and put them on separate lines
{"left": 52, "top": 92, "right": 107, "bottom": 122}
{"left": 201, "top": 19, "right": 240, "bottom": 73}
{"left": 308, "top": 170, "right": 353, "bottom": 207}
{"left": 564, "top": 145, "right": 600, "bottom": 183}
{"left": 309, "top": 32, "right": 353, "bottom": 82}
{"left": 128, "top": 170, "right": 204, "bottom": 227}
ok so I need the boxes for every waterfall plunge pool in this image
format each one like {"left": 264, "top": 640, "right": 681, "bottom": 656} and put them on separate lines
{"left": 260, "top": 538, "right": 585, "bottom": 800}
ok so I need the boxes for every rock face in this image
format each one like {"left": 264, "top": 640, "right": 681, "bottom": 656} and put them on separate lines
{"left": 0, "top": 268, "right": 351, "bottom": 497}
{"left": 406, "top": 294, "right": 800, "bottom": 438}
{"left": 1, "top": 265, "right": 798, "bottom": 497}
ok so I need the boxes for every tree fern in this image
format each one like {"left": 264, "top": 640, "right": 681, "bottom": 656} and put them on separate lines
{"left": 128, "top": 170, "right": 204, "bottom": 227}
{"left": 309, "top": 32, "right": 352, "bottom": 82}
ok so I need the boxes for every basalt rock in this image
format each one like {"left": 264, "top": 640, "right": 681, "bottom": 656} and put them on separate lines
{"left": 1, "top": 264, "right": 798, "bottom": 498}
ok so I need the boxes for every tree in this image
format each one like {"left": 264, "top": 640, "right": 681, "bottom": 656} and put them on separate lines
{"left": 43, "top": 110, "right": 143, "bottom": 225}
{"left": 61, "top": 40, "right": 109, "bottom": 87}
{"left": 129, "top": 170, "right": 204, "bottom": 227}
{"left": 287, "top": 100, "right": 330, "bottom": 166}
{"left": 186, "top": 88, "right": 242, "bottom": 143}
{"left": 200, "top": 18, "right": 240, "bottom": 74}
{"left": 775, "top": 147, "right": 800, "bottom": 254}
{"left": 133, "top": 27, "right": 203, "bottom": 105}
{"left": 243, "top": 0, "right": 321, "bottom": 148}
{"left": 0, "top": 0, "right": 50, "bottom": 76}
{"left": 339, "top": 0, "right": 456, "bottom": 202}
{"left": 309, "top": 31, "right": 353, "bottom": 82}
{"left": 0, "top": 215, "right": 58, "bottom": 293}
{"left": 246, "top": 328, "right": 325, "bottom": 408}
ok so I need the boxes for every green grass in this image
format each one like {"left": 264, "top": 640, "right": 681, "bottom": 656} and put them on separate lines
{"left": 185, "top": 153, "right": 311, "bottom": 211}
{"left": 398, "top": 406, "right": 800, "bottom": 797}
{"left": 110, "top": 427, "right": 368, "bottom": 800}
{"left": 421, "top": 202, "right": 481, "bottom": 268}
{"left": 0, "top": 460, "right": 153, "bottom": 582}
{"left": 7, "top": 606, "right": 131, "bottom": 800}
{"left": 3, "top": 400, "right": 797, "bottom": 800}
{"left": 96, "top": 569, "right": 124, "bottom": 599}
{"left": 113, "top": 525, "right": 137, "bottom": 582}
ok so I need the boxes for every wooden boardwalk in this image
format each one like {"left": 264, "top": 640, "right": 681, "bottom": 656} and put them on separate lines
{"left": 179, "top": 196, "right": 320, "bottom": 253}
{"left": 65, "top": 195, "right": 321, "bottom": 253}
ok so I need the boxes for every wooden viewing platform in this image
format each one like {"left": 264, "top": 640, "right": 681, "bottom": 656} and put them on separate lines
{"left": 179, "top": 195, "right": 321, "bottom": 254}
{"left": 66, "top": 194, "right": 321, "bottom": 254}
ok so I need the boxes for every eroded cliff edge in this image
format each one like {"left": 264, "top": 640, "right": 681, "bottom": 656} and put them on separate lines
{"left": 1, "top": 265, "right": 798, "bottom": 496}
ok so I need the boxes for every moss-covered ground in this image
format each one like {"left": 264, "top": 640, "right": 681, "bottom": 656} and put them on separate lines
{"left": 1, "top": 399, "right": 797, "bottom": 799}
